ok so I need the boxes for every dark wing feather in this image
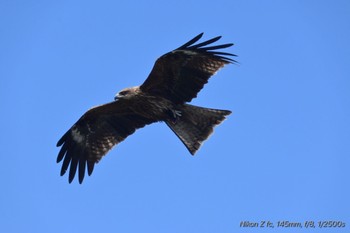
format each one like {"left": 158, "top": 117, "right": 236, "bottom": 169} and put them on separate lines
{"left": 140, "top": 33, "right": 236, "bottom": 104}
{"left": 56, "top": 101, "right": 154, "bottom": 184}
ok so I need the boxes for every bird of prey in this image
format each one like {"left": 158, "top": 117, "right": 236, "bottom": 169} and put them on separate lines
{"left": 56, "top": 33, "right": 236, "bottom": 183}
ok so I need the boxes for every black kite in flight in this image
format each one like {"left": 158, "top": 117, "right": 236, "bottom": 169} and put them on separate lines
{"left": 57, "top": 33, "right": 236, "bottom": 183}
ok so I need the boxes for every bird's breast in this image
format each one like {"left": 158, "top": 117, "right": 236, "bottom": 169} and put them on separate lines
{"left": 127, "top": 95, "right": 174, "bottom": 121}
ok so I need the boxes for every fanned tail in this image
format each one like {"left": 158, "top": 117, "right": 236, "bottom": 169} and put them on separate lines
{"left": 165, "top": 104, "right": 231, "bottom": 155}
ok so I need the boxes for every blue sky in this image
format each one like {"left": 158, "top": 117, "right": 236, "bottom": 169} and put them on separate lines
{"left": 1, "top": 1, "right": 349, "bottom": 232}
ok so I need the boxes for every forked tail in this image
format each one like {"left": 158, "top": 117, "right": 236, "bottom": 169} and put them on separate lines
{"left": 165, "top": 104, "right": 231, "bottom": 155}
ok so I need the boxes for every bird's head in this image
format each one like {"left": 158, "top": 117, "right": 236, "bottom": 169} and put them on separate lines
{"left": 114, "top": 86, "right": 140, "bottom": 100}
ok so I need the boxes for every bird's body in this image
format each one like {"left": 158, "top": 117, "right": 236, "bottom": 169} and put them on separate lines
{"left": 57, "top": 33, "right": 236, "bottom": 183}
{"left": 117, "top": 87, "right": 176, "bottom": 120}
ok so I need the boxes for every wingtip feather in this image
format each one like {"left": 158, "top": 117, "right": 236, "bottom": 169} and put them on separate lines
{"left": 174, "top": 33, "right": 236, "bottom": 63}
{"left": 177, "top": 33, "right": 204, "bottom": 50}
{"left": 189, "top": 35, "right": 222, "bottom": 49}
{"left": 56, "top": 143, "right": 67, "bottom": 163}
{"left": 78, "top": 158, "right": 86, "bottom": 184}
{"left": 56, "top": 130, "right": 70, "bottom": 147}
{"left": 87, "top": 161, "right": 95, "bottom": 176}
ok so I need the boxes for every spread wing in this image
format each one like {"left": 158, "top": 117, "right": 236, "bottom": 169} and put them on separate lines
{"left": 56, "top": 100, "right": 154, "bottom": 184}
{"left": 140, "top": 33, "right": 236, "bottom": 104}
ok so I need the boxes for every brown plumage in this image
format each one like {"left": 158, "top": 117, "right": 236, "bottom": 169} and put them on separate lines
{"left": 56, "top": 33, "right": 236, "bottom": 183}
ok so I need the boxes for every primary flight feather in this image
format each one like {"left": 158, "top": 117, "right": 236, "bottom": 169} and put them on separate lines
{"left": 57, "top": 33, "right": 236, "bottom": 183}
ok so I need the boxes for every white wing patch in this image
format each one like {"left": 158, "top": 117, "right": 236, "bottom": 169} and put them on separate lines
{"left": 176, "top": 50, "right": 198, "bottom": 56}
{"left": 71, "top": 126, "right": 85, "bottom": 144}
